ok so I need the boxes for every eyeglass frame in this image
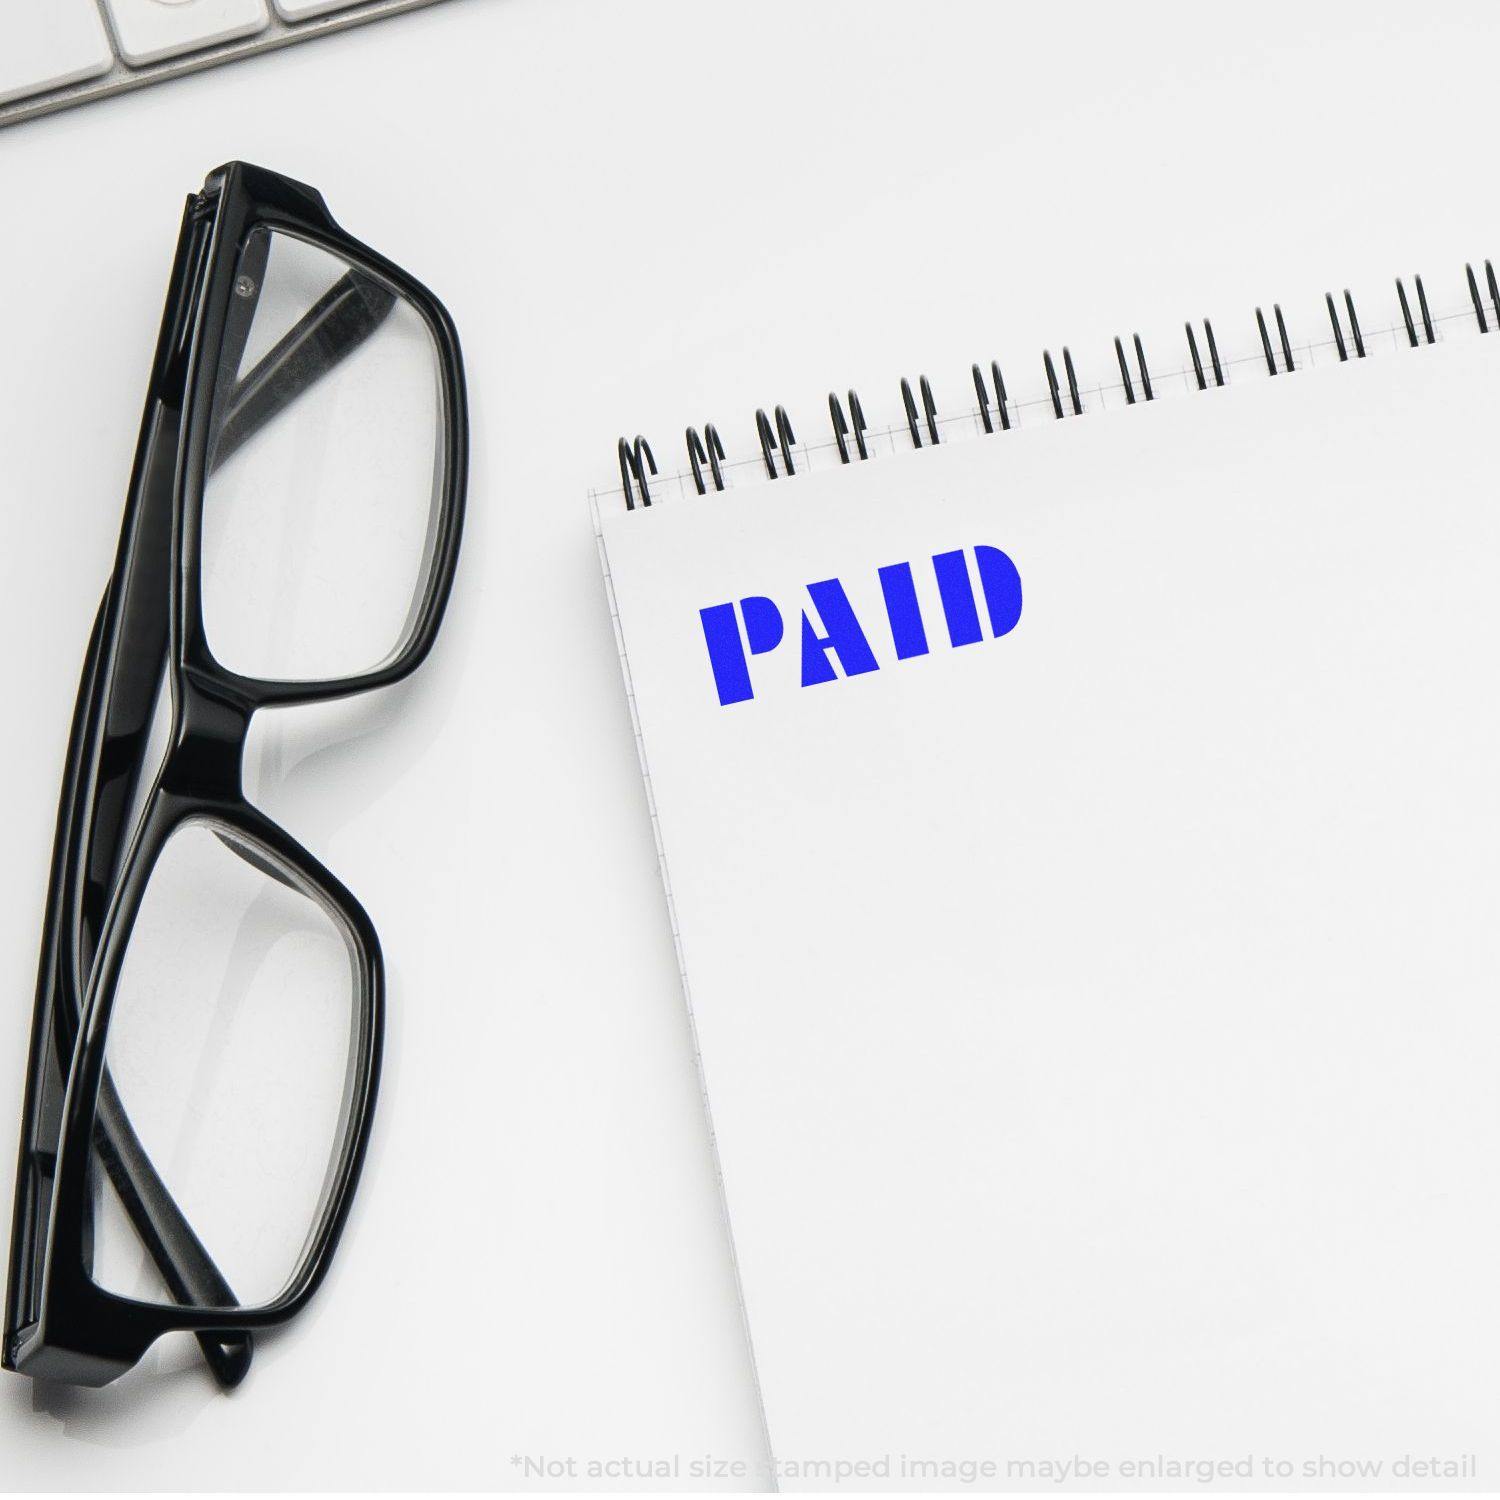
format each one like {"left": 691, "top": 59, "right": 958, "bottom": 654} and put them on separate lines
{"left": 3, "top": 160, "right": 468, "bottom": 1388}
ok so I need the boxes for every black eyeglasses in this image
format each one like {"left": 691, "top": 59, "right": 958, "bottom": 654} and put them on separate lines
{"left": 3, "top": 162, "right": 467, "bottom": 1388}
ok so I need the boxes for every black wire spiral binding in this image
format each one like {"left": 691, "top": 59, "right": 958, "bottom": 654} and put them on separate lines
{"left": 1254, "top": 309, "right": 1276, "bottom": 373}
{"left": 1324, "top": 290, "right": 1365, "bottom": 361}
{"left": 618, "top": 435, "right": 656, "bottom": 510}
{"left": 1467, "top": 264, "right": 1489, "bottom": 332}
{"left": 1465, "top": 260, "right": 1500, "bottom": 333}
{"left": 755, "top": 406, "right": 796, "bottom": 478}
{"left": 900, "top": 375, "right": 939, "bottom": 447}
{"left": 1185, "top": 319, "right": 1224, "bottom": 389}
{"left": 1114, "top": 335, "right": 1153, "bottom": 404}
{"left": 1345, "top": 290, "right": 1365, "bottom": 358}
{"left": 616, "top": 261, "right": 1499, "bottom": 509}
{"left": 1255, "top": 304, "right": 1295, "bottom": 375}
{"left": 1396, "top": 274, "right": 1436, "bottom": 347}
{"left": 686, "top": 425, "right": 726, "bottom": 494}
{"left": 1043, "top": 348, "right": 1081, "bottom": 418}
{"left": 830, "top": 390, "right": 869, "bottom": 462}
{"left": 972, "top": 361, "right": 1010, "bottom": 432}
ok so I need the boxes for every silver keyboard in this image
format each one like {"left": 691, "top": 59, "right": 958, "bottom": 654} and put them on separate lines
{"left": 0, "top": 0, "right": 452, "bottom": 127}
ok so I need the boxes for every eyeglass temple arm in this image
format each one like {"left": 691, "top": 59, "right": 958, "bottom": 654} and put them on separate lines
{"left": 95, "top": 1078, "right": 253, "bottom": 1382}
{"left": 15, "top": 240, "right": 393, "bottom": 1388}
{"left": 5, "top": 589, "right": 251, "bottom": 1385}
{"left": 75, "top": 260, "right": 395, "bottom": 1373}
{"left": 208, "top": 269, "right": 397, "bottom": 474}
{"left": 68, "top": 584, "right": 253, "bottom": 1387}
{"left": 41, "top": 267, "right": 394, "bottom": 1389}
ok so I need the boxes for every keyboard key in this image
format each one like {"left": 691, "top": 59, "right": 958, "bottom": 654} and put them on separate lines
{"left": 0, "top": 0, "right": 113, "bottom": 106}
{"left": 273, "top": 0, "right": 366, "bottom": 16}
{"left": 102, "top": 0, "right": 271, "bottom": 68}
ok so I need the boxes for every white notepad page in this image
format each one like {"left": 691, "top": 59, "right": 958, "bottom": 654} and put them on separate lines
{"left": 596, "top": 338, "right": 1500, "bottom": 1490}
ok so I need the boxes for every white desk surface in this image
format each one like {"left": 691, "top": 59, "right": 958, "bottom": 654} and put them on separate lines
{"left": 1, "top": 0, "right": 1498, "bottom": 1489}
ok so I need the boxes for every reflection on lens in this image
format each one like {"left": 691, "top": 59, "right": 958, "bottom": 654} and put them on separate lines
{"left": 93, "top": 822, "right": 358, "bottom": 1311}
{"left": 200, "top": 228, "right": 445, "bottom": 684}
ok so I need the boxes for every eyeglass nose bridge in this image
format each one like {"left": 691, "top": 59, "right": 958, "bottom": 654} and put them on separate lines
{"left": 159, "top": 675, "right": 252, "bottom": 803}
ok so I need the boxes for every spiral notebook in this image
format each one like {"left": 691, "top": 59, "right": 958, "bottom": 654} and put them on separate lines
{"left": 593, "top": 283, "right": 1500, "bottom": 1488}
